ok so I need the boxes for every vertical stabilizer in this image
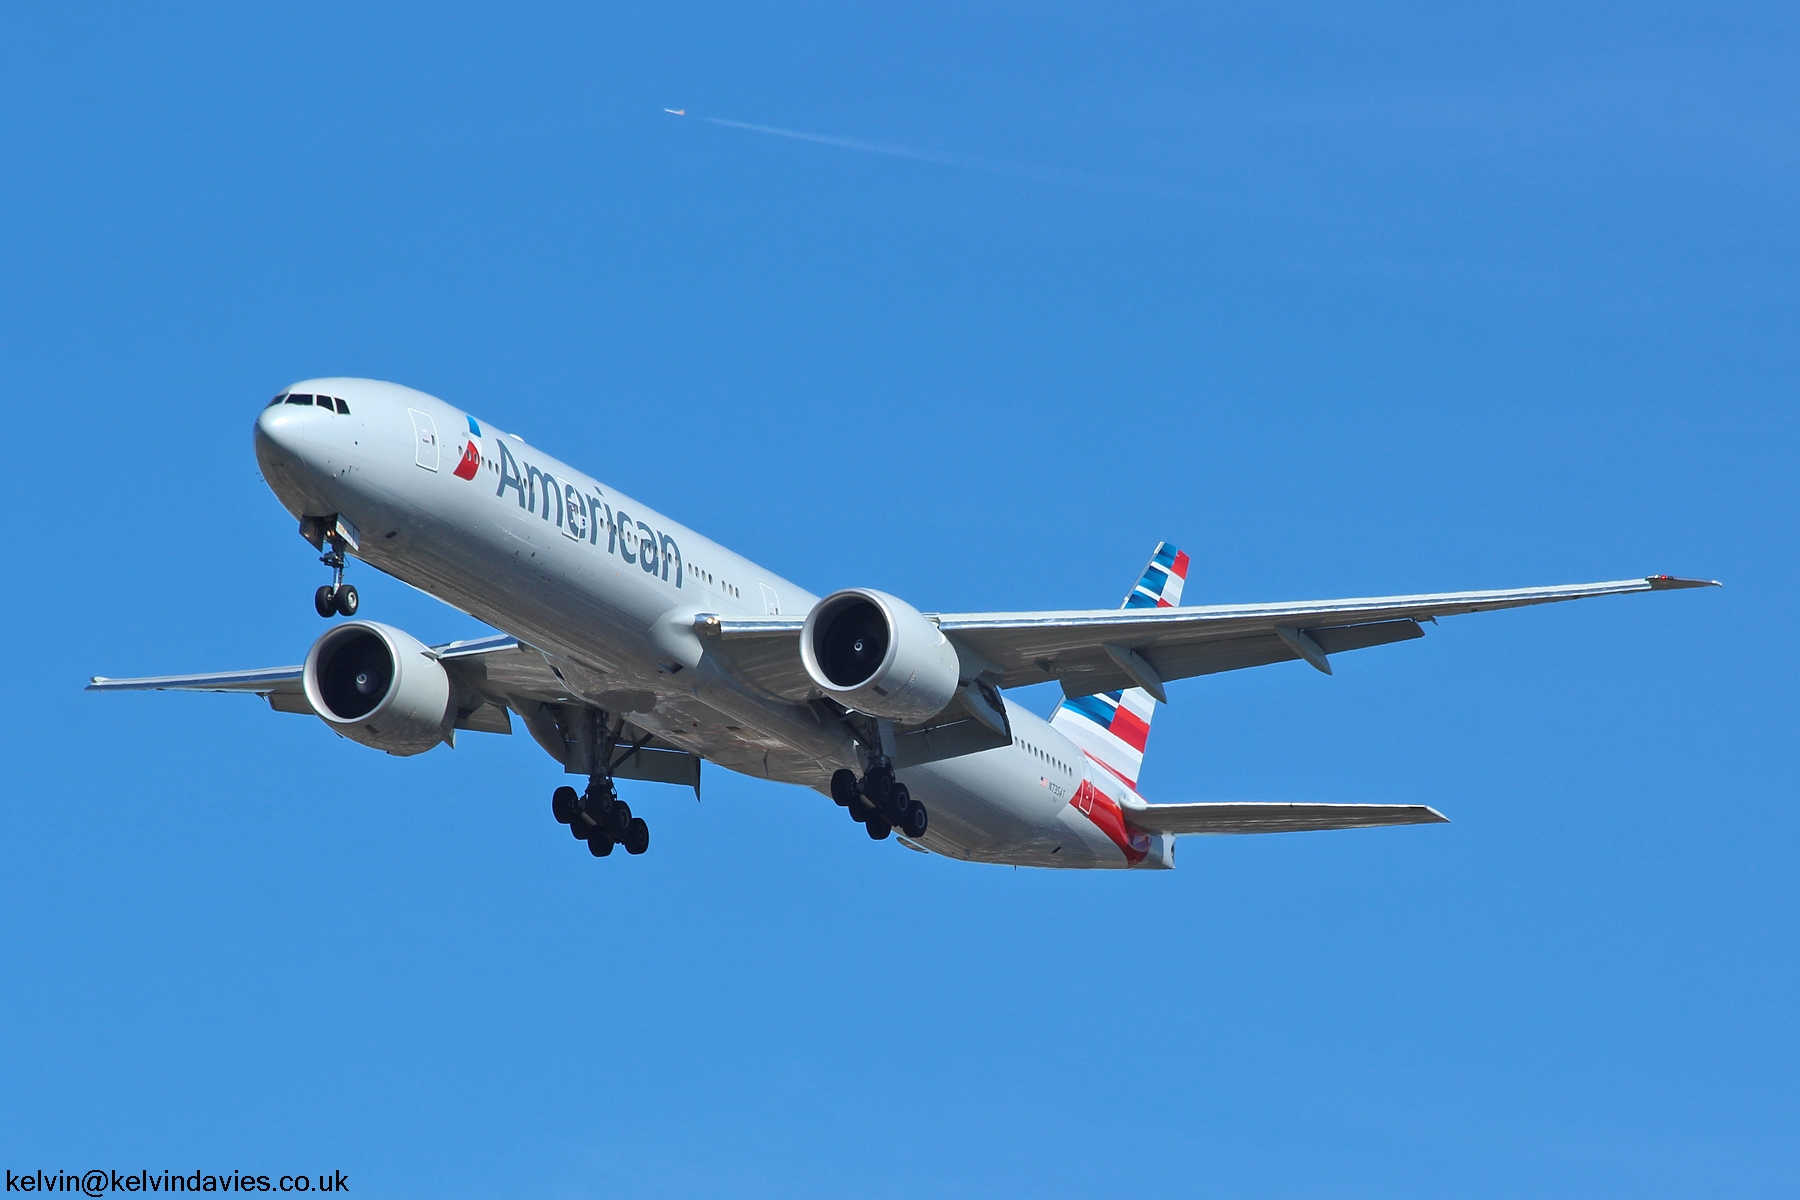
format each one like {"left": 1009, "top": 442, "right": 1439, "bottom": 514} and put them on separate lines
{"left": 1049, "top": 542, "right": 1188, "bottom": 789}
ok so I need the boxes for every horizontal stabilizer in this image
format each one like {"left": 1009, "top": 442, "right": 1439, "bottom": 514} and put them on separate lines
{"left": 1123, "top": 801, "right": 1448, "bottom": 835}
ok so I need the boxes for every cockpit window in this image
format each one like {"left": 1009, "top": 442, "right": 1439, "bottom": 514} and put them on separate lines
{"left": 333, "top": 397, "right": 350, "bottom": 415}
{"left": 267, "top": 393, "right": 288, "bottom": 407}
{"left": 286, "top": 393, "right": 314, "bottom": 406}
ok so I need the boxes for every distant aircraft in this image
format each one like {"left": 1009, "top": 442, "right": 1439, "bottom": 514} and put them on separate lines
{"left": 89, "top": 379, "right": 1716, "bottom": 868}
{"left": 664, "top": 108, "right": 685, "bottom": 115}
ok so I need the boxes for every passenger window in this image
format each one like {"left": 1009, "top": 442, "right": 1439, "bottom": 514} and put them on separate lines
{"left": 334, "top": 397, "right": 350, "bottom": 414}
{"left": 286, "top": 394, "right": 313, "bottom": 406}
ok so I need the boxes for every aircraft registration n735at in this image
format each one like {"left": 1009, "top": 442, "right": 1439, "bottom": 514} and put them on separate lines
{"left": 90, "top": 379, "right": 1717, "bottom": 868}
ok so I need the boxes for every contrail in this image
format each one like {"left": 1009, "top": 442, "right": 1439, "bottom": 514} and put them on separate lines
{"left": 698, "top": 115, "right": 1016, "bottom": 175}
{"left": 667, "top": 109, "right": 1151, "bottom": 193}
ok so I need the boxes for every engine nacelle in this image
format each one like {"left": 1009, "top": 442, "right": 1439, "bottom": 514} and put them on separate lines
{"left": 800, "top": 589, "right": 960, "bottom": 724}
{"left": 303, "top": 621, "right": 453, "bottom": 756}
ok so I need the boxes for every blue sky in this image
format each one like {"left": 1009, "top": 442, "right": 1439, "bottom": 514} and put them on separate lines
{"left": 2, "top": 3, "right": 1794, "bottom": 1196}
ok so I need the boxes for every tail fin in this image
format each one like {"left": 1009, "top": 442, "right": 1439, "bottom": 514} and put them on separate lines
{"left": 1049, "top": 542, "right": 1189, "bottom": 789}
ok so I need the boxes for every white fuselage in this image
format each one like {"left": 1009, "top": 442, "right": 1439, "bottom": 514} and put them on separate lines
{"left": 254, "top": 378, "right": 1168, "bottom": 869}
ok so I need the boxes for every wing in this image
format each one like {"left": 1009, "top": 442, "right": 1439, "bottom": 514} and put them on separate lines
{"left": 87, "top": 634, "right": 705, "bottom": 787}
{"left": 702, "top": 574, "right": 1717, "bottom": 700}
{"left": 87, "top": 664, "right": 306, "bottom": 694}
{"left": 86, "top": 633, "right": 578, "bottom": 734}
{"left": 1123, "top": 801, "right": 1448, "bottom": 835}
{"left": 87, "top": 661, "right": 320, "bottom": 714}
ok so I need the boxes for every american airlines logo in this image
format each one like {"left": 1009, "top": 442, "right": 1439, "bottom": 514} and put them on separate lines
{"left": 480, "top": 435, "right": 685, "bottom": 587}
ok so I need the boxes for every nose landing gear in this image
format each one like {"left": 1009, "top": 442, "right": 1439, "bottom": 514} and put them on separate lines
{"left": 830, "top": 759, "right": 928, "bottom": 844}
{"left": 302, "top": 514, "right": 360, "bottom": 618}
{"left": 552, "top": 777, "right": 650, "bottom": 860}
{"left": 314, "top": 544, "right": 359, "bottom": 617}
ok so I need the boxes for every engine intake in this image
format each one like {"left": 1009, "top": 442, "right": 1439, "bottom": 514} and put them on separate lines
{"left": 800, "top": 589, "right": 960, "bottom": 724}
{"left": 303, "top": 621, "right": 453, "bottom": 756}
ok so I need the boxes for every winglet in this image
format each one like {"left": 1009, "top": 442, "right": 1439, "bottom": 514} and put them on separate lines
{"left": 1645, "top": 575, "right": 1720, "bottom": 590}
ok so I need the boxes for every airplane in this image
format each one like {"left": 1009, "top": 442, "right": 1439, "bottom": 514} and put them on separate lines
{"left": 664, "top": 108, "right": 685, "bottom": 116}
{"left": 89, "top": 378, "right": 1717, "bottom": 868}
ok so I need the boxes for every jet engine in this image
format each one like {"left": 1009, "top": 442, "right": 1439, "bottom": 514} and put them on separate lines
{"left": 303, "top": 621, "right": 454, "bottom": 756}
{"left": 800, "top": 589, "right": 960, "bottom": 724}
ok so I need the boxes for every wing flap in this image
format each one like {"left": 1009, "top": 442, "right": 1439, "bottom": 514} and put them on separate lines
{"left": 1124, "top": 801, "right": 1449, "bottom": 835}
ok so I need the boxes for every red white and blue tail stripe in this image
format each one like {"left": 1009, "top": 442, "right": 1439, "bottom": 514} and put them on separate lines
{"left": 1049, "top": 542, "right": 1189, "bottom": 788}
{"left": 1124, "top": 541, "right": 1190, "bottom": 609}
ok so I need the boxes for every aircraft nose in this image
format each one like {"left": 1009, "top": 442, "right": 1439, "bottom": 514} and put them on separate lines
{"left": 254, "top": 400, "right": 306, "bottom": 455}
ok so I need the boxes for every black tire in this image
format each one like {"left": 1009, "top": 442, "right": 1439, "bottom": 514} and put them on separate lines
{"left": 314, "top": 585, "right": 337, "bottom": 618}
{"left": 883, "top": 782, "right": 912, "bottom": 823}
{"left": 334, "top": 584, "right": 360, "bottom": 616}
{"left": 607, "top": 799, "right": 633, "bottom": 838}
{"left": 902, "top": 800, "right": 929, "bottom": 839}
{"left": 865, "top": 815, "right": 892, "bottom": 840}
{"left": 864, "top": 770, "right": 893, "bottom": 803}
{"left": 570, "top": 816, "right": 590, "bottom": 839}
{"left": 623, "top": 817, "right": 649, "bottom": 855}
{"left": 830, "top": 769, "right": 859, "bottom": 807}
{"left": 587, "top": 834, "right": 614, "bottom": 857}
{"left": 551, "top": 786, "right": 578, "bottom": 824}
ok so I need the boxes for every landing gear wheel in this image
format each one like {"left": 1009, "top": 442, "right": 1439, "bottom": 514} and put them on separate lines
{"left": 551, "top": 786, "right": 578, "bottom": 825}
{"left": 606, "top": 800, "right": 633, "bottom": 839}
{"left": 883, "top": 782, "right": 912, "bottom": 824}
{"left": 588, "top": 834, "right": 615, "bottom": 857}
{"left": 865, "top": 815, "right": 892, "bottom": 840}
{"left": 314, "top": 585, "right": 337, "bottom": 618}
{"left": 334, "top": 584, "right": 359, "bottom": 616}
{"left": 830, "top": 769, "right": 860, "bottom": 807}
{"left": 901, "top": 800, "right": 929, "bottom": 840}
{"left": 569, "top": 817, "right": 590, "bottom": 840}
{"left": 623, "top": 817, "right": 650, "bottom": 855}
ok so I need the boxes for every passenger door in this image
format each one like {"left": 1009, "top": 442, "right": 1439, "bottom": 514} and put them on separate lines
{"left": 408, "top": 409, "right": 440, "bottom": 471}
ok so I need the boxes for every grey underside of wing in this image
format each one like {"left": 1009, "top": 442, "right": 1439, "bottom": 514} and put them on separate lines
{"left": 703, "top": 623, "right": 816, "bottom": 701}
{"left": 1124, "top": 802, "right": 1449, "bottom": 835}
{"left": 703, "top": 576, "right": 1715, "bottom": 698}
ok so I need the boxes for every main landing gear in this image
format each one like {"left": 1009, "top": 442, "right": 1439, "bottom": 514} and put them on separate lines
{"left": 552, "top": 777, "right": 650, "bottom": 859}
{"left": 831, "top": 757, "right": 928, "bottom": 842}
{"left": 313, "top": 539, "right": 359, "bottom": 618}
